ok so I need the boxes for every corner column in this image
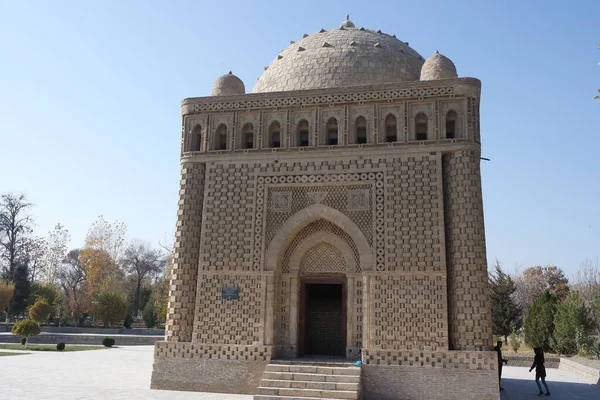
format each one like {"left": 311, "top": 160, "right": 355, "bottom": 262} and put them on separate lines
{"left": 164, "top": 162, "right": 206, "bottom": 342}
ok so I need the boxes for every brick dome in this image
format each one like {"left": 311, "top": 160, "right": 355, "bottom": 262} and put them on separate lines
{"left": 211, "top": 72, "right": 245, "bottom": 96}
{"left": 420, "top": 51, "right": 458, "bottom": 81}
{"left": 253, "top": 20, "right": 424, "bottom": 93}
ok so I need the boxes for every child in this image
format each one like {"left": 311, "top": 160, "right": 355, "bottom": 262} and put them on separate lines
{"left": 529, "top": 347, "right": 550, "bottom": 396}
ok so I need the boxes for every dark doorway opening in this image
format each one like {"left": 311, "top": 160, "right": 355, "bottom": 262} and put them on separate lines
{"left": 300, "top": 282, "right": 345, "bottom": 357}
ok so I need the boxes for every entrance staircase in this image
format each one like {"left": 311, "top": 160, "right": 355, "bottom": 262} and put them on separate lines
{"left": 254, "top": 360, "right": 361, "bottom": 400}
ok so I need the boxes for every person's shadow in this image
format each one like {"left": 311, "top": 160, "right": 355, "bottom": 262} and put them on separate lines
{"left": 500, "top": 378, "right": 600, "bottom": 399}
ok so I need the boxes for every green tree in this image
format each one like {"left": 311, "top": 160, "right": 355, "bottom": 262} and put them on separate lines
{"left": 28, "top": 299, "right": 53, "bottom": 324}
{"left": 11, "top": 319, "right": 40, "bottom": 347}
{"left": 553, "top": 292, "right": 591, "bottom": 355}
{"left": 524, "top": 291, "right": 558, "bottom": 352}
{"left": 489, "top": 262, "right": 522, "bottom": 343}
{"left": 28, "top": 282, "right": 60, "bottom": 307}
{"left": 9, "top": 262, "right": 30, "bottom": 317}
{"left": 94, "top": 290, "right": 127, "bottom": 328}
{"left": 142, "top": 297, "right": 157, "bottom": 328}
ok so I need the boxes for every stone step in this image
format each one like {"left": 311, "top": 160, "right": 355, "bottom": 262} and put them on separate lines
{"left": 256, "top": 387, "right": 359, "bottom": 399}
{"left": 265, "top": 364, "right": 361, "bottom": 376}
{"left": 254, "top": 396, "right": 350, "bottom": 400}
{"left": 262, "top": 371, "right": 360, "bottom": 383}
{"left": 260, "top": 379, "right": 359, "bottom": 391}
{"left": 254, "top": 396, "right": 351, "bottom": 400}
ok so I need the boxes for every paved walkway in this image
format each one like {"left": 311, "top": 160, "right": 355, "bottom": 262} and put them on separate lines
{"left": 500, "top": 365, "right": 600, "bottom": 399}
{"left": 1, "top": 345, "right": 598, "bottom": 399}
{"left": 0, "top": 345, "right": 252, "bottom": 400}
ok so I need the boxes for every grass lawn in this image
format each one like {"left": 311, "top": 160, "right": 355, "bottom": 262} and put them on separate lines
{"left": 0, "top": 344, "right": 105, "bottom": 352}
{"left": 0, "top": 352, "right": 25, "bottom": 356}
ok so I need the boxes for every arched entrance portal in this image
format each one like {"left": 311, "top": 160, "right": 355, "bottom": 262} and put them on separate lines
{"left": 265, "top": 204, "right": 373, "bottom": 360}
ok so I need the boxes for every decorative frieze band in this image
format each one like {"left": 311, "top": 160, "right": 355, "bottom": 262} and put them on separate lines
{"left": 186, "top": 86, "right": 454, "bottom": 114}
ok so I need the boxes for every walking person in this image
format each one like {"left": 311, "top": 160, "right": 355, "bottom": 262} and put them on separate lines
{"left": 529, "top": 347, "right": 550, "bottom": 396}
{"left": 494, "top": 340, "right": 508, "bottom": 390}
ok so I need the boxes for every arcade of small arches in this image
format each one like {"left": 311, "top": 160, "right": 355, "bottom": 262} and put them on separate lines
{"left": 185, "top": 109, "right": 460, "bottom": 152}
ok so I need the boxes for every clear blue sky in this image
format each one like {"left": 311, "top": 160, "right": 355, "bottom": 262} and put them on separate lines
{"left": 0, "top": 0, "right": 598, "bottom": 278}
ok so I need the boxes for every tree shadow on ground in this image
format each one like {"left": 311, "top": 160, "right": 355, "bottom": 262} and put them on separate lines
{"left": 500, "top": 378, "right": 600, "bottom": 400}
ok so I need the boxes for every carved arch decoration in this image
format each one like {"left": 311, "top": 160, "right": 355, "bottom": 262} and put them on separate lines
{"left": 265, "top": 203, "right": 372, "bottom": 273}
{"left": 288, "top": 231, "right": 357, "bottom": 275}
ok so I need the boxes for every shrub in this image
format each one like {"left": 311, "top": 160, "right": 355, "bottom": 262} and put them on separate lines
{"left": 553, "top": 292, "right": 591, "bottom": 355}
{"left": 142, "top": 299, "right": 157, "bottom": 329}
{"left": 509, "top": 331, "right": 522, "bottom": 353}
{"left": 94, "top": 291, "right": 128, "bottom": 328}
{"left": 123, "top": 312, "right": 133, "bottom": 329}
{"left": 20, "top": 337, "right": 27, "bottom": 346}
{"left": 11, "top": 319, "right": 41, "bottom": 347}
{"left": 56, "top": 342, "right": 65, "bottom": 351}
{"left": 102, "top": 337, "right": 115, "bottom": 347}
{"left": 524, "top": 291, "right": 557, "bottom": 352}
{"left": 28, "top": 299, "right": 53, "bottom": 324}
{"left": 591, "top": 342, "right": 600, "bottom": 360}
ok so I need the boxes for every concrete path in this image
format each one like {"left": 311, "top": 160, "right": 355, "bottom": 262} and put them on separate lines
{"left": 1, "top": 345, "right": 597, "bottom": 399}
{"left": 500, "top": 366, "right": 600, "bottom": 399}
{"left": 0, "top": 345, "right": 252, "bottom": 400}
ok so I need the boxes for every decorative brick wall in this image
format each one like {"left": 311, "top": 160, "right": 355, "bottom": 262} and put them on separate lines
{"left": 192, "top": 274, "right": 266, "bottom": 345}
{"left": 370, "top": 274, "right": 448, "bottom": 351}
{"left": 165, "top": 162, "right": 205, "bottom": 342}
{"left": 385, "top": 154, "right": 444, "bottom": 273}
{"left": 443, "top": 150, "right": 492, "bottom": 350}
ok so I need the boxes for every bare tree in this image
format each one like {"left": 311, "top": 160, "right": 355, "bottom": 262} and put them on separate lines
{"left": 44, "top": 224, "right": 70, "bottom": 285}
{"left": 57, "top": 249, "right": 88, "bottom": 326}
{"left": 21, "top": 236, "right": 47, "bottom": 282}
{"left": 0, "top": 193, "right": 34, "bottom": 281}
{"left": 122, "top": 241, "right": 164, "bottom": 315}
{"left": 85, "top": 216, "right": 127, "bottom": 263}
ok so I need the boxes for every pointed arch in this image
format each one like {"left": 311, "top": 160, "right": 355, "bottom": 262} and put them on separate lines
{"left": 296, "top": 119, "right": 309, "bottom": 147}
{"left": 215, "top": 123, "right": 228, "bottom": 150}
{"left": 265, "top": 204, "right": 372, "bottom": 272}
{"left": 415, "top": 113, "right": 428, "bottom": 141}
{"left": 190, "top": 124, "right": 202, "bottom": 151}
{"left": 385, "top": 114, "right": 397, "bottom": 142}
{"left": 355, "top": 116, "right": 367, "bottom": 144}
{"left": 445, "top": 110, "right": 458, "bottom": 139}
{"left": 242, "top": 122, "right": 254, "bottom": 149}
{"left": 326, "top": 117, "right": 338, "bottom": 145}
{"left": 288, "top": 232, "right": 357, "bottom": 274}
{"left": 268, "top": 121, "right": 281, "bottom": 148}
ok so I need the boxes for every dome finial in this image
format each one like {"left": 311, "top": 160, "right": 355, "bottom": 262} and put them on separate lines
{"left": 340, "top": 14, "right": 355, "bottom": 28}
{"left": 228, "top": 71, "right": 232, "bottom": 74}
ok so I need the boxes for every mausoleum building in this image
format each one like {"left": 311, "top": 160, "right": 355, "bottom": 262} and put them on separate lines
{"left": 152, "top": 17, "right": 498, "bottom": 400}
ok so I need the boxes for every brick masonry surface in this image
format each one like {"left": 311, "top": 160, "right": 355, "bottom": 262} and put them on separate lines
{"left": 152, "top": 30, "right": 496, "bottom": 397}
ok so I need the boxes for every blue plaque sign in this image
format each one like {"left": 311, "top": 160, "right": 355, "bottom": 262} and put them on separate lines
{"left": 221, "top": 286, "right": 239, "bottom": 300}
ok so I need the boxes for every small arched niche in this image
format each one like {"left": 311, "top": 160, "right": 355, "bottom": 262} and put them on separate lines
{"left": 215, "top": 124, "right": 228, "bottom": 150}
{"left": 269, "top": 121, "right": 281, "bottom": 148}
{"left": 446, "top": 110, "right": 458, "bottom": 139}
{"left": 385, "top": 114, "right": 397, "bottom": 142}
{"left": 242, "top": 123, "right": 254, "bottom": 149}
{"left": 297, "top": 120, "right": 309, "bottom": 147}
{"left": 355, "top": 116, "right": 367, "bottom": 144}
{"left": 326, "top": 117, "right": 339, "bottom": 145}
{"left": 190, "top": 125, "right": 202, "bottom": 152}
{"left": 415, "top": 113, "right": 428, "bottom": 141}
